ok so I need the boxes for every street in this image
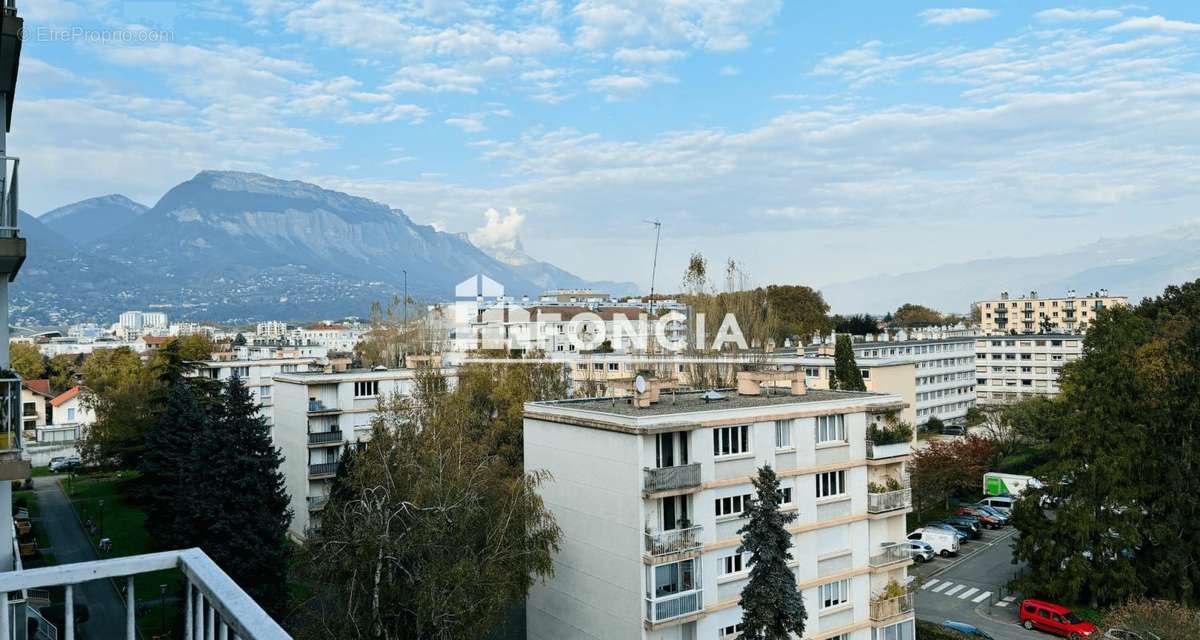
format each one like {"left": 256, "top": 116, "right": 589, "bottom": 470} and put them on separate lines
{"left": 913, "top": 526, "right": 1047, "bottom": 640}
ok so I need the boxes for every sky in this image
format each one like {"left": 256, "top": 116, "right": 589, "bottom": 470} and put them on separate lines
{"left": 12, "top": 1, "right": 1200, "bottom": 291}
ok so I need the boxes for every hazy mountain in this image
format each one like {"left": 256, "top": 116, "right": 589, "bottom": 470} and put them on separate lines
{"left": 12, "top": 171, "right": 631, "bottom": 323}
{"left": 39, "top": 195, "right": 148, "bottom": 244}
{"left": 819, "top": 223, "right": 1200, "bottom": 314}
{"left": 477, "top": 232, "right": 640, "bottom": 296}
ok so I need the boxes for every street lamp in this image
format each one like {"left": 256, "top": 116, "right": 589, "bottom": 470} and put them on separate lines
{"left": 98, "top": 498, "right": 105, "bottom": 540}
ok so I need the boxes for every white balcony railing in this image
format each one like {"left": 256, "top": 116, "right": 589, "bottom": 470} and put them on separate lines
{"left": 867, "top": 489, "right": 912, "bottom": 514}
{"left": 869, "top": 592, "right": 914, "bottom": 622}
{"left": 869, "top": 543, "right": 913, "bottom": 568}
{"left": 644, "top": 525, "right": 702, "bottom": 557}
{"left": 643, "top": 463, "right": 701, "bottom": 493}
{"left": 0, "top": 548, "right": 290, "bottom": 639}
{"left": 644, "top": 589, "right": 703, "bottom": 624}
{"left": 865, "top": 440, "right": 910, "bottom": 460}
{"left": 0, "top": 157, "right": 18, "bottom": 236}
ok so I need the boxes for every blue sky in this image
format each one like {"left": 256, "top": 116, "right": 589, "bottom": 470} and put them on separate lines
{"left": 13, "top": 1, "right": 1200, "bottom": 290}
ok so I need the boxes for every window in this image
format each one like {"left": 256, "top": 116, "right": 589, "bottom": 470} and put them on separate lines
{"left": 873, "top": 620, "right": 914, "bottom": 640}
{"left": 353, "top": 380, "right": 380, "bottom": 397}
{"left": 774, "top": 419, "right": 792, "bottom": 449}
{"left": 816, "top": 470, "right": 846, "bottom": 498}
{"left": 281, "top": 364, "right": 298, "bottom": 372}
{"left": 22, "top": 402, "right": 34, "bottom": 417}
{"left": 67, "top": 408, "right": 76, "bottom": 421}
{"left": 718, "top": 552, "right": 745, "bottom": 576}
{"left": 777, "top": 486, "right": 793, "bottom": 505}
{"left": 258, "top": 385, "right": 272, "bottom": 400}
{"left": 815, "top": 414, "right": 846, "bottom": 443}
{"left": 818, "top": 578, "right": 850, "bottom": 609}
{"left": 713, "top": 425, "right": 750, "bottom": 457}
{"left": 860, "top": 369, "right": 870, "bottom": 380}
{"left": 608, "top": 363, "right": 619, "bottom": 371}
{"left": 719, "top": 622, "right": 745, "bottom": 638}
{"left": 715, "top": 493, "right": 752, "bottom": 518}
{"left": 231, "top": 366, "right": 250, "bottom": 378}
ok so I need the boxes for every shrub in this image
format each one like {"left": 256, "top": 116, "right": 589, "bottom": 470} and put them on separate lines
{"left": 867, "top": 422, "right": 913, "bottom": 446}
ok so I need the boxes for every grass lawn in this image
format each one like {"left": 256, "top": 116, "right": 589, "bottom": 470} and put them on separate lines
{"left": 60, "top": 472, "right": 184, "bottom": 639}
{"left": 31, "top": 466, "right": 57, "bottom": 478}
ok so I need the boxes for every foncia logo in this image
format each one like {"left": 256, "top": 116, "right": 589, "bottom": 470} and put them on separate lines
{"left": 453, "top": 274, "right": 518, "bottom": 351}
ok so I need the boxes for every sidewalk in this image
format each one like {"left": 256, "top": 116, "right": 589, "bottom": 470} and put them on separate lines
{"left": 32, "top": 476, "right": 127, "bottom": 639}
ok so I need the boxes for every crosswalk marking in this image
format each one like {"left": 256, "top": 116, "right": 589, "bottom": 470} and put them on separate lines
{"left": 944, "top": 585, "right": 965, "bottom": 596}
{"left": 957, "top": 587, "right": 979, "bottom": 600}
{"left": 972, "top": 591, "right": 992, "bottom": 603}
{"left": 995, "top": 601, "right": 1009, "bottom": 607}
{"left": 932, "top": 582, "right": 952, "bottom": 593}
{"left": 921, "top": 579, "right": 940, "bottom": 590}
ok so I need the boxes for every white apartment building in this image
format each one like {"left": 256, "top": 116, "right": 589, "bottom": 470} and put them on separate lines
{"left": 194, "top": 357, "right": 325, "bottom": 427}
{"left": 974, "top": 334, "right": 1082, "bottom": 404}
{"left": 256, "top": 320, "right": 291, "bottom": 340}
{"left": 271, "top": 367, "right": 457, "bottom": 538}
{"left": 976, "top": 290, "right": 1128, "bottom": 335}
{"left": 807, "top": 336, "right": 976, "bottom": 426}
{"left": 524, "top": 373, "right": 915, "bottom": 640}
{"left": 289, "top": 324, "right": 364, "bottom": 352}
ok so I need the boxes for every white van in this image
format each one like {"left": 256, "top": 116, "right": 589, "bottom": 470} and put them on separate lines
{"left": 908, "top": 528, "right": 960, "bottom": 558}
{"left": 978, "top": 495, "right": 1016, "bottom": 515}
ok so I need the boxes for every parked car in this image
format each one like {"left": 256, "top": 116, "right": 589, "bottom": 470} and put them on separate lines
{"left": 908, "top": 528, "right": 959, "bottom": 557}
{"left": 908, "top": 540, "right": 935, "bottom": 563}
{"left": 1104, "top": 630, "right": 1161, "bottom": 640}
{"left": 942, "top": 424, "right": 966, "bottom": 436}
{"left": 48, "top": 456, "right": 81, "bottom": 473}
{"left": 926, "top": 522, "right": 970, "bottom": 543}
{"left": 955, "top": 506, "right": 1005, "bottom": 529}
{"left": 1019, "top": 599, "right": 1099, "bottom": 639}
{"left": 971, "top": 503, "right": 1012, "bottom": 525}
{"left": 935, "top": 518, "right": 981, "bottom": 539}
{"left": 942, "top": 621, "right": 995, "bottom": 639}
{"left": 978, "top": 495, "right": 1016, "bottom": 515}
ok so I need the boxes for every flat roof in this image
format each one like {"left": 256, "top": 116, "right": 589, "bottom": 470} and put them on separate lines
{"left": 530, "top": 388, "right": 881, "bottom": 417}
{"left": 274, "top": 367, "right": 456, "bottom": 384}
{"left": 846, "top": 335, "right": 976, "bottom": 348}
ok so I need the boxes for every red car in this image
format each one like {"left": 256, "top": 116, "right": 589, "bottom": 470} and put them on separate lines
{"left": 954, "top": 506, "right": 1003, "bottom": 529}
{"left": 1019, "top": 599, "right": 1098, "bottom": 639}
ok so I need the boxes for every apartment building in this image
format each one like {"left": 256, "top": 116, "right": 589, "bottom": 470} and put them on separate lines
{"left": 524, "top": 372, "right": 915, "bottom": 640}
{"left": 194, "top": 357, "right": 325, "bottom": 428}
{"left": 806, "top": 336, "right": 976, "bottom": 426}
{"left": 974, "top": 335, "right": 1082, "bottom": 404}
{"left": 271, "top": 367, "right": 457, "bottom": 538}
{"left": 976, "top": 290, "right": 1128, "bottom": 335}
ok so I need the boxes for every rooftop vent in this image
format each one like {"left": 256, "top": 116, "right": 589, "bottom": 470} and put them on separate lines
{"left": 372, "top": 365, "right": 387, "bottom": 372}
{"left": 701, "top": 390, "right": 726, "bottom": 403}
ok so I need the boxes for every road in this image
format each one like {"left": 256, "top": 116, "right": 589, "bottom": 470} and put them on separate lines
{"left": 913, "top": 526, "right": 1047, "bottom": 640}
{"left": 33, "top": 476, "right": 126, "bottom": 639}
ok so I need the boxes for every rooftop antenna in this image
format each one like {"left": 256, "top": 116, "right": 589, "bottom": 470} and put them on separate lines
{"left": 644, "top": 219, "right": 661, "bottom": 318}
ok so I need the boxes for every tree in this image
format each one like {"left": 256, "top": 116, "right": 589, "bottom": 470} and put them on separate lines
{"left": 831, "top": 335, "right": 866, "bottom": 391}
{"left": 450, "top": 361, "right": 568, "bottom": 468}
{"left": 79, "top": 347, "right": 155, "bottom": 467}
{"left": 891, "top": 303, "right": 944, "bottom": 328}
{"left": 765, "top": 284, "right": 831, "bottom": 344}
{"left": 141, "top": 380, "right": 211, "bottom": 551}
{"left": 47, "top": 353, "right": 83, "bottom": 394}
{"left": 910, "top": 436, "right": 996, "bottom": 515}
{"left": 233, "top": 332, "right": 247, "bottom": 347}
{"left": 1104, "top": 599, "right": 1200, "bottom": 640}
{"left": 189, "top": 376, "right": 291, "bottom": 617}
{"left": 297, "top": 392, "right": 561, "bottom": 640}
{"left": 737, "top": 465, "right": 806, "bottom": 639}
{"left": 9, "top": 342, "right": 45, "bottom": 380}
{"left": 924, "top": 415, "right": 944, "bottom": 434}
{"left": 832, "top": 314, "right": 879, "bottom": 336}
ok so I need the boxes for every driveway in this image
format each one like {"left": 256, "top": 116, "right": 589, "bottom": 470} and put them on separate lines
{"left": 32, "top": 476, "right": 126, "bottom": 639}
{"left": 914, "top": 527, "right": 1048, "bottom": 640}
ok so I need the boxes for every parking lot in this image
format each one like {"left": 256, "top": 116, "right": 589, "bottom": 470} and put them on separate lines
{"left": 912, "top": 525, "right": 1049, "bottom": 640}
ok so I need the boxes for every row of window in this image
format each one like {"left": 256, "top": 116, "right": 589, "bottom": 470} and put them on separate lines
{"left": 713, "top": 417, "right": 849, "bottom": 458}
{"left": 916, "top": 385, "right": 973, "bottom": 402}
{"left": 917, "top": 371, "right": 972, "bottom": 386}
{"left": 714, "top": 487, "right": 796, "bottom": 519}
{"left": 854, "top": 341, "right": 972, "bottom": 358}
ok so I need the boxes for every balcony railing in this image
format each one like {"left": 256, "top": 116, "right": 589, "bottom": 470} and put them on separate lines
{"left": 644, "top": 589, "right": 703, "bottom": 624}
{"left": 867, "top": 489, "right": 912, "bottom": 514}
{"left": 308, "top": 462, "right": 338, "bottom": 478}
{"left": 866, "top": 440, "right": 911, "bottom": 460}
{"left": 643, "top": 463, "right": 701, "bottom": 493}
{"left": 0, "top": 375, "right": 20, "bottom": 453}
{"left": 644, "top": 525, "right": 702, "bottom": 557}
{"left": 0, "top": 548, "right": 290, "bottom": 640}
{"left": 869, "top": 592, "right": 914, "bottom": 622}
{"left": 0, "top": 157, "right": 18, "bottom": 237}
{"left": 307, "top": 431, "right": 342, "bottom": 445}
{"left": 307, "top": 400, "right": 339, "bottom": 414}
{"left": 869, "top": 543, "right": 913, "bottom": 568}
{"left": 307, "top": 495, "right": 329, "bottom": 511}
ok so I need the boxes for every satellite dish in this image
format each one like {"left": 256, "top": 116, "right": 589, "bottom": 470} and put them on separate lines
{"left": 634, "top": 375, "right": 647, "bottom": 394}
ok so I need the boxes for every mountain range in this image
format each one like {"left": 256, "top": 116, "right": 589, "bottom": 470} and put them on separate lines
{"left": 14, "top": 171, "right": 638, "bottom": 324}
{"left": 819, "top": 223, "right": 1200, "bottom": 314}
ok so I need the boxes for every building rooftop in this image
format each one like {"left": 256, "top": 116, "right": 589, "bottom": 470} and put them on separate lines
{"left": 274, "top": 367, "right": 456, "bottom": 384}
{"left": 530, "top": 388, "right": 882, "bottom": 418}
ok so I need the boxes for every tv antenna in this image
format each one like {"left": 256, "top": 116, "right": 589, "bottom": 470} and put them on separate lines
{"left": 644, "top": 219, "right": 661, "bottom": 317}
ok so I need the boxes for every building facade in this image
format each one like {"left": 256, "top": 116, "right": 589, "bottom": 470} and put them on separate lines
{"left": 524, "top": 375, "right": 915, "bottom": 640}
{"left": 975, "top": 290, "right": 1128, "bottom": 335}
{"left": 974, "top": 335, "right": 1083, "bottom": 404}
{"left": 194, "top": 357, "right": 325, "bottom": 428}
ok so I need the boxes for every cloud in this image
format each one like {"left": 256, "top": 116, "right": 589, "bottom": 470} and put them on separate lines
{"left": 1105, "top": 15, "right": 1200, "bottom": 33}
{"left": 1035, "top": 8, "right": 1123, "bottom": 22}
{"left": 573, "top": 0, "right": 782, "bottom": 52}
{"left": 445, "top": 116, "right": 488, "bottom": 132}
{"left": 919, "top": 8, "right": 996, "bottom": 25}
{"left": 471, "top": 207, "right": 526, "bottom": 251}
{"left": 384, "top": 64, "right": 485, "bottom": 94}
{"left": 340, "top": 104, "right": 430, "bottom": 125}
{"left": 719, "top": 65, "right": 740, "bottom": 77}
{"left": 586, "top": 72, "right": 676, "bottom": 100}
{"left": 612, "top": 47, "right": 686, "bottom": 65}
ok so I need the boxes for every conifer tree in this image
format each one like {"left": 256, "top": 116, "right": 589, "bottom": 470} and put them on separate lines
{"left": 141, "top": 381, "right": 209, "bottom": 551}
{"left": 737, "top": 465, "right": 806, "bottom": 639}
{"left": 832, "top": 334, "right": 867, "bottom": 391}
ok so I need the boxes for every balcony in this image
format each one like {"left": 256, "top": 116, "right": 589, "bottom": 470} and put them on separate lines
{"left": 869, "top": 543, "right": 913, "bottom": 568}
{"left": 865, "top": 440, "right": 910, "bottom": 460}
{"left": 0, "top": 374, "right": 20, "bottom": 455}
{"left": 644, "top": 525, "right": 702, "bottom": 558}
{"left": 0, "top": 156, "right": 25, "bottom": 278}
{"left": 308, "top": 495, "right": 329, "bottom": 511}
{"left": 870, "top": 592, "right": 914, "bottom": 622}
{"left": 308, "top": 462, "right": 338, "bottom": 478}
{"left": 644, "top": 589, "right": 703, "bottom": 624}
{"left": 0, "top": 548, "right": 289, "bottom": 640}
{"left": 643, "top": 463, "right": 701, "bottom": 493}
{"left": 867, "top": 489, "right": 912, "bottom": 514}
{"left": 307, "top": 430, "right": 342, "bottom": 446}
{"left": 307, "top": 400, "right": 340, "bottom": 415}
